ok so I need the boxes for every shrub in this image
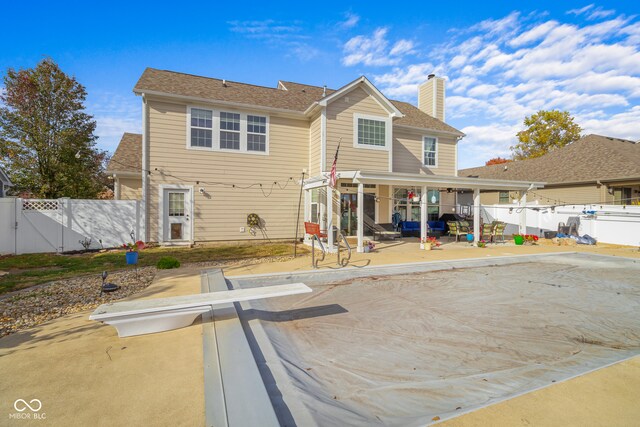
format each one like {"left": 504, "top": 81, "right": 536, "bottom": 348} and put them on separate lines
{"left": 156, "top": 257, "right": 181, "bottom": 269}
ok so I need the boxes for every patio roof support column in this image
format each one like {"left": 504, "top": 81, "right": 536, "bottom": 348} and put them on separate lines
{"left": 420, "top": 185, "right": 427, "bottom": 249}
{"left": 357, "top": 183, "right": 364, "bottom": 253}
{"left": 519, "top": 192, "right": 527, "bottom": 234}
{"left": 473, "top": 188, "right": 480, "bottom": 246}
{"left": 327, "top": 186, "right": 334, "bottom": 252}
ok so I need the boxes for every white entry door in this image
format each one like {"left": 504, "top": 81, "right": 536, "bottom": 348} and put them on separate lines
{"left": 163, "top": 188, "right": 192, "bottom": 242}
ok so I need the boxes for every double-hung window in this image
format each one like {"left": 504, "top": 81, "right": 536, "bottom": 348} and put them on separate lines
{"left": 190, "top": 108, "right": 213, "bottom": 148}
{"left": 220, "top": 112, "right": 241, "bottom": 150}
{"left": 247, "top": 115, "right": 267, "bottom": 152}
{"left": 423, "top": 136, "right": 437, "bottom": 167}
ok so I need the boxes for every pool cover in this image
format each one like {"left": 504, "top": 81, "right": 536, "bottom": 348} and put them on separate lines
{"left": 232, "top": 253, "right": 640, "bottom": 426}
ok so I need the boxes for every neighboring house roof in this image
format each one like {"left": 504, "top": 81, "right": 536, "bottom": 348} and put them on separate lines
{"left": 459, "top": 134, "right": 640, "bottom": 185}
{"left": 0, "top": 167, "right": 12, "bottom": 186}
{"left": 107, "top": 133, "right": 142, "bottom": 174}
{"left": 133, "top": 68, "right": 462, "bottom": 135}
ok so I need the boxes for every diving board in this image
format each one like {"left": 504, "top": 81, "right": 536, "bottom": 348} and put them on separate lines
{"left": 90, "top": 282, "right": 312, "bottom": 337}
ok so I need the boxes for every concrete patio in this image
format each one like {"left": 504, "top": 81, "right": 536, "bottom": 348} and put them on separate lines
{"left": 1, "top": 242, "right": 638, "bottom": 426}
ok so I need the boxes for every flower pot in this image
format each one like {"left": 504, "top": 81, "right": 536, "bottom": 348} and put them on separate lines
{"left": 126, "top": 251, "right": 139, "bottom": 265}
{"left": 364, "top": 246, "right": 370, "bottom": 253}
{"left": 423, "top": 243, "right": 432, "bottom": 251}
{"left": 514, "top": 235, "right": 524, "bottom": 245}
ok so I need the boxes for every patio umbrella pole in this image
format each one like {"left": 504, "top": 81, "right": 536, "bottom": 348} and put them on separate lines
{"left": 294, "top": 171, "right": 305, "bottom": 257}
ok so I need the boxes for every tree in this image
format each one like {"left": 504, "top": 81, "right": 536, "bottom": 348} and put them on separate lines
{"left": 0, "top": 58, "right": 108, "bottom": 198}
{"left": 485, "top": 157, "right": 510, "bottom": 166}
{"left": 511, "top": 110, "right": 582, "bottom": 160}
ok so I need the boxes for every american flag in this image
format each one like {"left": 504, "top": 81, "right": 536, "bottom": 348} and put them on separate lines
{"left": 329, "top": 138, "right": 341, "bottom": 188}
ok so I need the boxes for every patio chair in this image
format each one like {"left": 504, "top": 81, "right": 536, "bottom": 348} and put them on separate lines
{"left": 458, "top": 220, "right": 471, "bottom": 233}
{"left": 363, "top": 214, "right": 401, "bottom": 241}
{"left": 447, "top": 221, "right": 467, "bottom": 242}
{"left": 492, "top": 222, "right": 506, "bottom": 243}
{"left": 481, "top": 223, "right": 494, "bottom": 242}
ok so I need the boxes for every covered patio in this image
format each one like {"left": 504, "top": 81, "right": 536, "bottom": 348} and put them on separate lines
{"left": 303, "top": 170, "right": 545, "bottom": 253}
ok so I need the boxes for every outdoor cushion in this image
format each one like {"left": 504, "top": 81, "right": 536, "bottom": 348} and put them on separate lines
{"left": 400, "top": 221, "right": 421, "bottom": 237}
{"left": 427, "top": 221, "right": 445, "bottom": 232}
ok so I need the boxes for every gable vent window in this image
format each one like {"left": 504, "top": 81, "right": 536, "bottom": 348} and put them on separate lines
{"left": 220, "top": 112, "right": 241, "bottom": 150}
{"left": 423, "top": 136, "right": 437, "bottom": 167}
{"left": 190, "top": 108, "right": 213, "bottom": 148}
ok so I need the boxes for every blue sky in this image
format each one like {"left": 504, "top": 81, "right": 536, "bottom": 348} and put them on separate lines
{"left": 1, "top": 1, "right": 638, "bottom": 168}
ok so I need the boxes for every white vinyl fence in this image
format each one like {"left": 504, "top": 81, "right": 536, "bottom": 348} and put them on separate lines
{"left": 0, "top": 198, "right": 142, "bottom": 255}
{"left": 479, "top": 203, "right": 640, "bottom": 247}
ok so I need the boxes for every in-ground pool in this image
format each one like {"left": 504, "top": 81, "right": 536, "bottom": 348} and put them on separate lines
{"left": 230, "top": 253, "right": 640, "bottom": 426}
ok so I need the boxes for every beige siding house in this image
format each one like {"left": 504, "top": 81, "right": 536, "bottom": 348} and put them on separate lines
{"left": 459, "top": 134, "right": 640, "bottom": 207}
{"left": 113, "top": 69, "right": 540, "bottom": 250}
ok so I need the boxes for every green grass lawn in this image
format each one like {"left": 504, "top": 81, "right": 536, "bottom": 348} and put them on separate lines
{"left": 0, "top": 243, "right": 306, "bottom": 294}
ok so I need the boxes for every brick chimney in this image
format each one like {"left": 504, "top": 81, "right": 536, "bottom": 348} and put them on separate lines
{"left": 418, "top": 74, "right": 446, "bottom": 122}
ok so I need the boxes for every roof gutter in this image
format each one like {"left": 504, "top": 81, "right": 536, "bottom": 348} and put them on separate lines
{"left": 394, "top": 123, "right": 465, "bottom": 138}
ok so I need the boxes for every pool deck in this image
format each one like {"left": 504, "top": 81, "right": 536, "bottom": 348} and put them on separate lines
{"left": 1, "top": 241, "right": 639, "bottom": 426}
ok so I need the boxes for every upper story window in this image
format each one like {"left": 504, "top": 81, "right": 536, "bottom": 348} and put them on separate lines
{"left": 358, "top": 118, "right": 385, "bottom": 146}
{"left": 190, "top": 108, "right": 213, "bottom": 148}
{"left": 220, "top": 112, "right": 241, "bottom": 150}
{"left": 187, "top": 107, "right": 269, "bottom": 154}
{"left": 423, "top": 136, "right": 437, "bottom": 167}
{"left": 247, "top": 115, "right": 267, "bottom": 152}
{"left": 353, "top": 113, "right": 391, "bottom": 151}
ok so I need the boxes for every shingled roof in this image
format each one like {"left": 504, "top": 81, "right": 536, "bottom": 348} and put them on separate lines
{"left": 134, "top": 68, "right": 462, "bottom": 135}
{"left": 107, "top": 133, "right": 142, "bottom": 173}
{"left": 459, "top": 134, "right": 640, "bottom": 184}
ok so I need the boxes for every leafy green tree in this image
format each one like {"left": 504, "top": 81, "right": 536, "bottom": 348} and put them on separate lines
{"left": 0, "top": 58, "right": 108, "bottom": 198}
{"left": 511, "top": 110, "right": 582, "bottom": 160}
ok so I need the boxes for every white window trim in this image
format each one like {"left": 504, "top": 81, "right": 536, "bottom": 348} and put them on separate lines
{"left": 186, "top": 105, "right": 270, "bottom": 155}
{"left": 158, "top": 184, "right": 194, "bottom": 244}
{"left": 219, "top": 111, "right": 242, "bottom": 151}
{"left": 423, "top": 135, "right": 438, "bottom": 168}
{"left": 353, "top": 113, "right": 391, "bottom": 152}
{"left": 186, "top": 107, "right": 214, "bottom": 151}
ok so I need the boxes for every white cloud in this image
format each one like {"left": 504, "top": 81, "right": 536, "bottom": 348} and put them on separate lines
{"left": 342, "top": 27, "right": 415, "bottom": 66}
{"left": 565, "top": 4, "right": 615, "bottom": 20}
{"left": 339, "top": 13, "right": 360, "bottom": 29}
{"left": 228, "top": 20, "right": 303, "bottom": 38}
{"left": 365, "top": 10, "right": 640, "bottom": 167}
{"left": 389, "top": 39, "right": 416, "bottom": 56}
{"left": 567, "top": 4, "right": 595, "bottom": 16}
{"left": 509, "top": 21, "right": 559, "bottom": 47}
{"left": 577, "top": 106, "right": 640, "bottom": 140}
{"left": 87, "top": 92, "right": 140, "bottom": 152}
{"left": 457, "top": 124, "right": 523, "bottom": 168}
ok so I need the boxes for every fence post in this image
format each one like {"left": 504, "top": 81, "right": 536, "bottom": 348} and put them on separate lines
{"left": 14, "top": 198, "right": 21, "bottom": 255}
